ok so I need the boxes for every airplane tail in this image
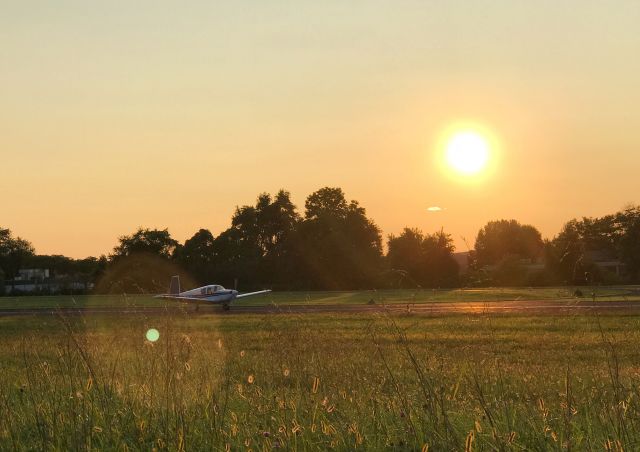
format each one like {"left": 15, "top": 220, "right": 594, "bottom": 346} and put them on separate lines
{"left": 169, "top": 275, "right": 181, "bottom": 295}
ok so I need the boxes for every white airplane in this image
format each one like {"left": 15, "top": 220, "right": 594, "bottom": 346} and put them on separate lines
{"left": 155, "top": 275, "right": 271, "bottom": 310}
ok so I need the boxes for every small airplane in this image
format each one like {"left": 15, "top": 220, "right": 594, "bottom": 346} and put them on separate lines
{"left": 155, "top": 275, "right": 271, "bottom": 310}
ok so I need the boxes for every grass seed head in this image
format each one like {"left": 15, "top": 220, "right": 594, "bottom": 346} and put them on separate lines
{"left": 464, "top": 430, "right": 474, "bottom": 452}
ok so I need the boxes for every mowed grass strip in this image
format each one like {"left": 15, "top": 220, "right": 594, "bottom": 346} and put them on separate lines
{"left": 1, "top": 311, "right": 640, "bottom": 450}
{"left": 1, "top": 285, "right": 640, "bottom": 310}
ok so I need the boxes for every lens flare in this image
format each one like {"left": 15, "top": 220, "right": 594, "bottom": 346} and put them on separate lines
{"left": 146, "top": 328, "right": 160, "bottom": 342}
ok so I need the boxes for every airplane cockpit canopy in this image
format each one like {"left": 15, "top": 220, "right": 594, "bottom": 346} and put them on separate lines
{"left": 201, "top": 285, "right": 226, "bottom": 295}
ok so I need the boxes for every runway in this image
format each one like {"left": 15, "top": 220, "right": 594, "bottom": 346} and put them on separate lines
{"left": 2, "top": 299, "right": 640, "bottom": 317}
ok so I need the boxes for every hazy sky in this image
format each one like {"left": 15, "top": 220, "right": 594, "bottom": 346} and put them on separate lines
{"left": 2, "top": 1, "right": 639, "bottom": 258}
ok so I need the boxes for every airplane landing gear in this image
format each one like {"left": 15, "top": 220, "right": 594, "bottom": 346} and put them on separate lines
{"left": 223, "top": 303, "right": 230, "bottom": 311}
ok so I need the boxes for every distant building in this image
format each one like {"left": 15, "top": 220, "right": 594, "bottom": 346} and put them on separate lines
{"left": 4, "top": 268, "right": 93, "bottom": 294}
{"left": 16, "top": 268, "right": 50, "bottom": 281}
{"left": 594, "top": 260, "right": 625, "bottom": 277}
{"left": 584, "top": 250, "right": 625, "bottom": 277}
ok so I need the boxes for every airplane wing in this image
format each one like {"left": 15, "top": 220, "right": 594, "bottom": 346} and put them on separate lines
{"left": 236, "top": 290, "right": 272, "bottom": 299}
{"left": 154, "top": 294, "right": 211, "bottom": 302}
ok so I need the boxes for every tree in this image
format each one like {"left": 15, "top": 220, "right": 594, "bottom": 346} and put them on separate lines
{"left": 176, "top": 229, "right": 216, "bottom": 284}
{"left": 99, "top": 228, "right": 183, "bottom": 293}
{"left": 546, "top": 220, "right": 590, "bottom": 284}
{"left": 547, "top": 212, "right": 626, "bottom": 284}
{"left": 255, "top": 190, "right": 300, "bottom": 256}
{"left": 387, "top": 228, "right": 424, "bottom": 286}
{"left": 110, "top": 228, "right": 179, "bottom": 260}
{"left": 294, "top": 187, "right": 382, "bottom": 289}
{"left": 0, "top": 227, "right": 35, "bottom": 281}
{"left": 305, "top": 187, "right": 349, "bottom": 220}
{"left": 387, "top": 228, "right": 459, "bottom": 288}
{"left": 615, "top": 206, "right": 640, "bottom": 280}
{"left": 471, "top": 220, "right": 544, "bottom": 286}
{"left": 421, "top": 229, "right": 459, "bottom": 287}
{"left": 548, "top": 206, "right": 640, "bottom": 283}
{"left": 474, "top": 220, "right": 544, "bottom": 267}
{"left": 209, "top": 190, "right": 301, "bottom": 289}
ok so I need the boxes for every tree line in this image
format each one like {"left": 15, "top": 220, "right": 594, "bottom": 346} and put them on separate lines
{"left": 1, "top": 187, "right": 639, "bottom": 294}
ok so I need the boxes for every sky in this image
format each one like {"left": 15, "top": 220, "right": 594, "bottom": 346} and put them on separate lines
{"left": 2, "top": 1, "right": 639, "bottom": 258}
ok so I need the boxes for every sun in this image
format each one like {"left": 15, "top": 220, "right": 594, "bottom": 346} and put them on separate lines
{"left": 445, "top": 130, "right": 490, "bottom": 175}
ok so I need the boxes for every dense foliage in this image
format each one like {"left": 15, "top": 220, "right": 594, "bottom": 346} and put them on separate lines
{"left": 387, "top": 228, "right": 458, "bottom": 288}
{"left": 1, "top": 191, "right": 639, "bottom": 293}
{"left": 473, "top": 219, "right": 544, "bottom": 267}
{"left": 545, "top": 206, "right": 640, "bottom": 284}
{"left": 0, "top": 227, "right": 34, "bottom": 281}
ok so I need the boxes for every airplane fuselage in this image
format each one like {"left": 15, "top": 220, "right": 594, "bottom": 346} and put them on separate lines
{"left": 156, "top": 277, "right": 271, "bottom": 310}
{"left": 178, "top": 285, "right": 238, "bottom": 303}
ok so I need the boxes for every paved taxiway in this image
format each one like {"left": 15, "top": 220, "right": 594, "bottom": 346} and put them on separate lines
{"left": 2, "top": 300, "right": 640, "bottom": 317}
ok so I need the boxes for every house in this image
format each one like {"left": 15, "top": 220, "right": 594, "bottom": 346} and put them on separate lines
{"left": 584, "top": 250, "right": 626, "bottom": 278}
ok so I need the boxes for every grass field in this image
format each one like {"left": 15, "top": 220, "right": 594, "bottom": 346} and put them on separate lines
{"left": 2, "top": 307, "right": 640, "bottom": 450}
{"left": 1, "top": 285, "right": 640, "bottom": 310}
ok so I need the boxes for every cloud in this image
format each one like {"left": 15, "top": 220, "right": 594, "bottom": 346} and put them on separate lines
{"left": 427, "top": 206, "right": 443, "bottom": 212}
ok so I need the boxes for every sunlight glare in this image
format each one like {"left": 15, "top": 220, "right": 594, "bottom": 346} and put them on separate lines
{"left": 445, "top": 131, "right": 490, "bottom": 175}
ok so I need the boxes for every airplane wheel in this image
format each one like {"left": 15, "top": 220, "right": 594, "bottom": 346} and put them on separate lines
{"left": 223, "top": 303, "right": 230, "bottom": 311}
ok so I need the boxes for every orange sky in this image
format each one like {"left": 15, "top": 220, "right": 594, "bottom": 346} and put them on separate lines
{"left": 2, "top": 2, "right": 639, "bottom": 258}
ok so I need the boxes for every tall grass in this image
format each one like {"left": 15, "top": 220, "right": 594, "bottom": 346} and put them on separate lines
{"left": 1, "top": 305, "right": 640, "bottom": 450}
